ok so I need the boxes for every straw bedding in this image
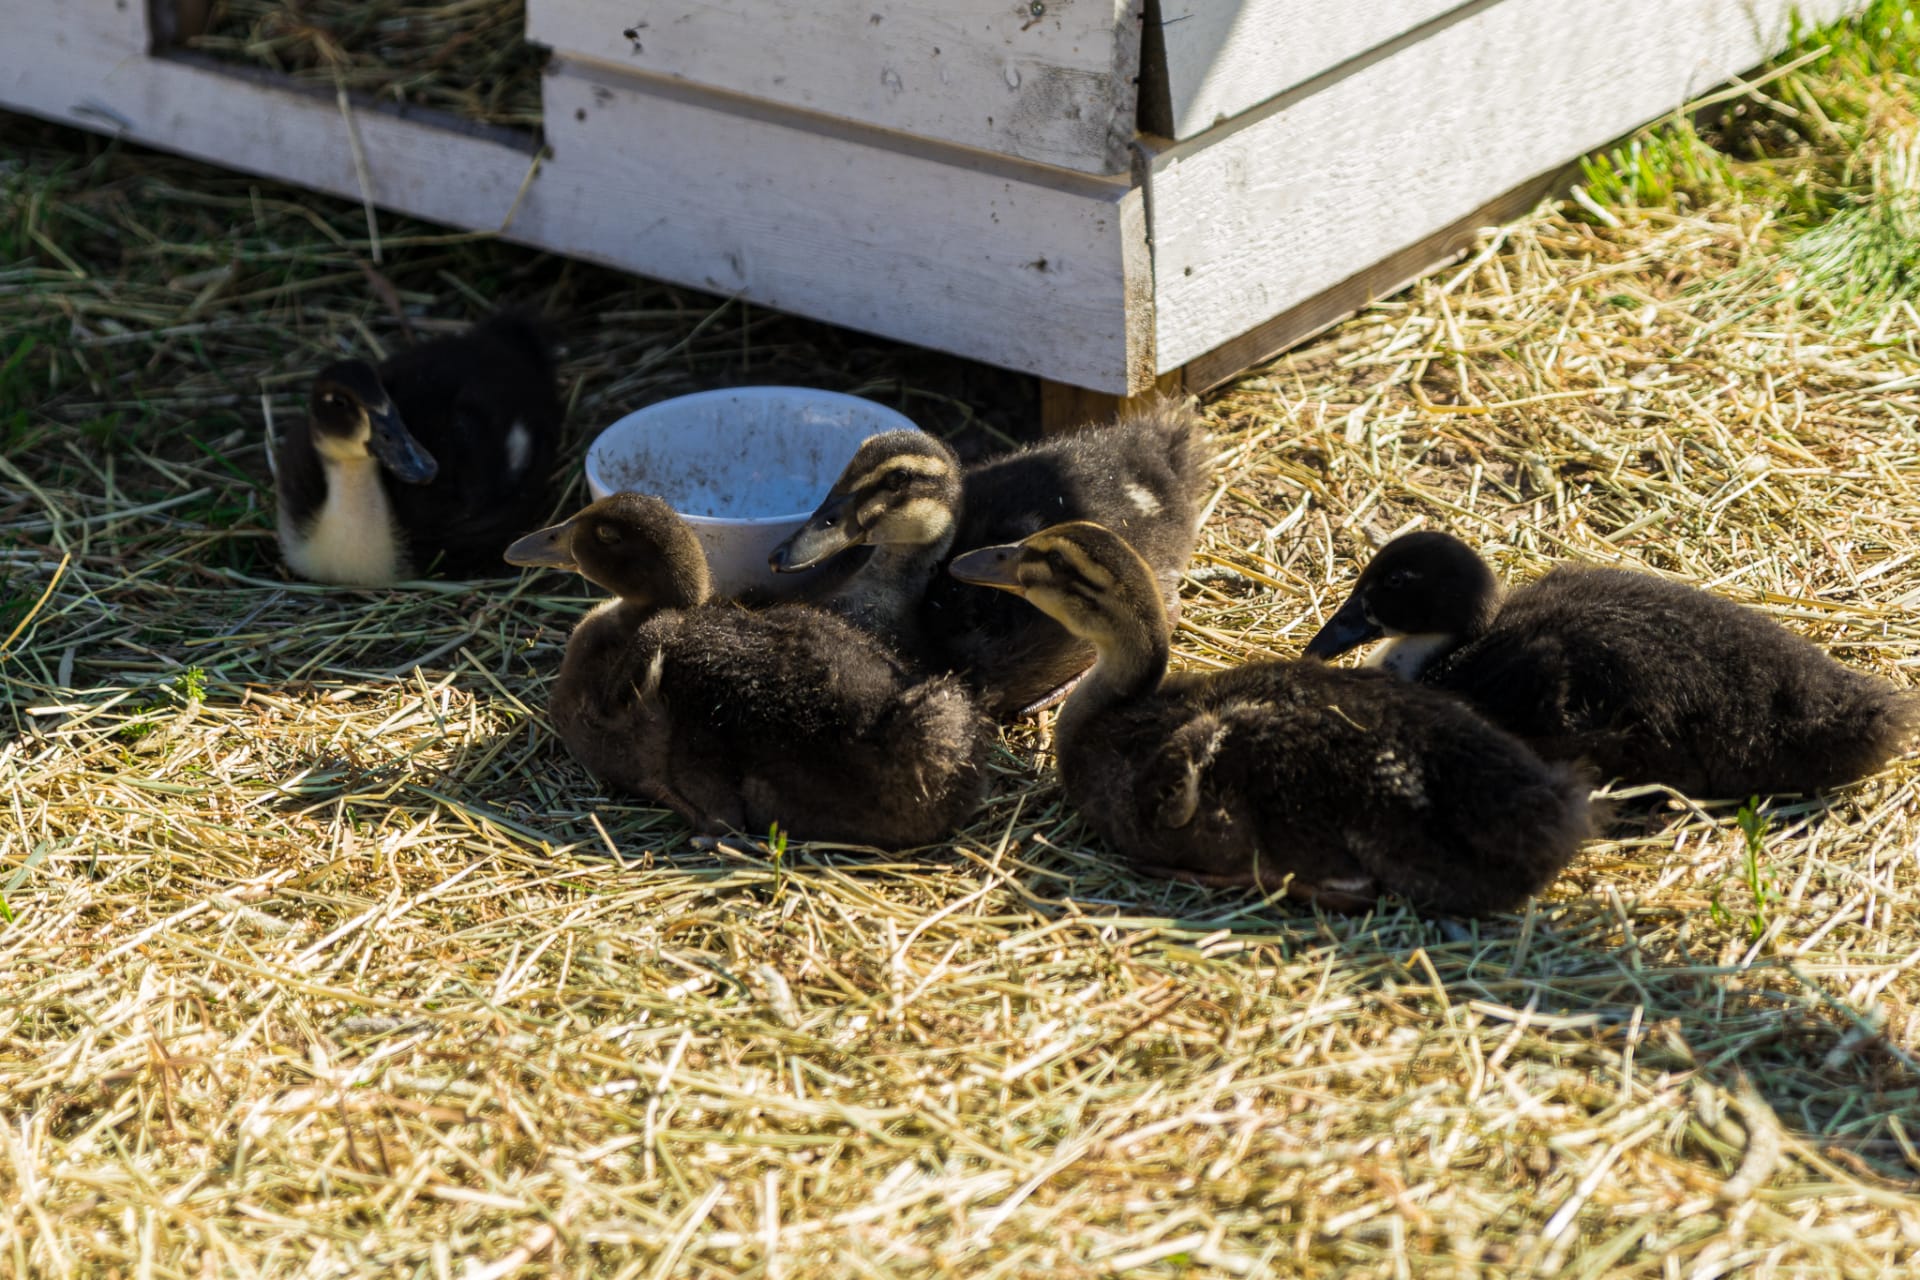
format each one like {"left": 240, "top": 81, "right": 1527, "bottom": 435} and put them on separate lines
{"left": 3, "top": 7, "right": 1918, "bottom": 1274}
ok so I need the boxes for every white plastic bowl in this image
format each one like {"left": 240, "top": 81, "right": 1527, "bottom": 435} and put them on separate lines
{"left": 584, "top": 387, "right": 921, "bottom": 598}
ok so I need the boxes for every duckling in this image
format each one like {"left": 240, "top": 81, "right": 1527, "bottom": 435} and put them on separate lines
{"left": 273, "top": 310, "right": 562, "bottom": 584}
{"left": 768, "top": 398, "right": 1209, "bottom": 717}
{"left": 1305, "top": 530, "right": 1920, "bottom": 797}
{"left": 505, "top": 493, "right": 987, "bottom": 850}
{"left": 949, "top": 522, "right": 1591, "bottom": 914}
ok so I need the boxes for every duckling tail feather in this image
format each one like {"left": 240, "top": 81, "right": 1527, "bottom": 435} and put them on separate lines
{"left": 1801, "top": 675, "right": 1920, "bottom": 791}
{"left": 885, "top": 676, "right": 991, "bottom": 824}
{"left": 1125, "top": 395, "right": 1211, "bottom": 523}
{"left": 1351, "top": 757, "right": 1595, "bottom": 917}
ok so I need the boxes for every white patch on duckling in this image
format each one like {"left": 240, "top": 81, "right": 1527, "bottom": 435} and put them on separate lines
{"left": 1124, "top": 483, "right": 1162, "bottom": 516}
{"left": 280, "top": 457, "right": 405, "bottom": 585}
{"left": 638, "top": 649, "right": 666, "bottom": 700}
{"left": 505, "top": 421, "right": 532, "bottom": 475}
{"left": 1372, "top": 747, "right": 1428, "bottom": 807}
{"left": 1364, "top": 632, "right": 1453, "bottom": 680}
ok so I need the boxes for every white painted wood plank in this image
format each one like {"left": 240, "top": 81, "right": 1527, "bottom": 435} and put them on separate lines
{"left": 0, "top": 11, "right": 1150, "bottom": 391}
{"left": 5, "top": 0, "right": 148, "bottom": 48}
{"left": 531, "top": 61, "right": 1151, "bottom": 390}
{"left": 1147, "top": 1, "right": 1467, "bottom": 138}
{"left": 1148, "top": 0, "right": 1865, "bottom": 370}
{"left": 525, "top": 0, "right": 1143, "bottom": 175}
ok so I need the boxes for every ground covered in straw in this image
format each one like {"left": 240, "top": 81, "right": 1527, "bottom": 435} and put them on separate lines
{"left": 5, "top": 7, "right": 1920, "bottom": 1276}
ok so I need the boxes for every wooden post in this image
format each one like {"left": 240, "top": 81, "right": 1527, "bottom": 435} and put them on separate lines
{"left": 1038, "top": 368, "right": 1187, "bottom": 435}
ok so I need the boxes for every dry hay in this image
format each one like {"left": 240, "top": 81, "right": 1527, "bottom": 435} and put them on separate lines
{"left": 190, "top": 0, "right": 545, "bottom": 130}
{"left": 5, "top": 11, "right": 1920, "bottom": 1277}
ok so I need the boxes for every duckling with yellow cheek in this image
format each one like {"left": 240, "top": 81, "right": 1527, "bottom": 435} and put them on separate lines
{"left": 770, "top": 398, "right": 1209, "bottom": 717}
{"left": 1307, "top": 530, "right": 1920, "bottom": 798}
{"left": 951, "top": 522, "right": 1592, "bottom": 914}
{"left": 506, "top": 494, "right": 988, "bottom": 850}
{"left": 274, "top": 311, "right": 561, "bottom": 584}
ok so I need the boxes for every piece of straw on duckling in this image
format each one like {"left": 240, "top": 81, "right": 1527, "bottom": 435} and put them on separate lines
{"left": 272, "top": 310, "right": 562, "bottom": 585}
{"left": 1305, "top": 530, "right": 1920, "bottom": 799}
{"left": 505, "top": 493, "right": 988, "bottom": 850}
{"left": 767, "top": 397, "right": 1210, "bottom": 718}
{"left": 949, "top": 521, "right": 1592, "bottom": 915}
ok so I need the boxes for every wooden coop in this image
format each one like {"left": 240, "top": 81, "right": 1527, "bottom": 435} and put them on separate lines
{"left": 1, "top": 0, "right": 1868, "bottom": 419}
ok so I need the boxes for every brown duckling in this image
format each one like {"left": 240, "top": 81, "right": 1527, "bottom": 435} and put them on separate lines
{"left": 505, "top": 493, "right": 987, "bottom": 849}
{"left": 274, "top": 310, "right": 562, "bottom": 584}
{"left": 768, "top": 398, "right": 1209, "bottom": 717}
{"left": 950, "top": 522, "right": 1592, "bottom": 914}
{"left": 1305, "top": 530, "right": 1920, "bottom": 798}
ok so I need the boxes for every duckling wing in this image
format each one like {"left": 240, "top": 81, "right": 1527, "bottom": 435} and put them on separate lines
{"left": 641, "top": 606, "right": 987, "bottom": 848}
{"left": 1070, "top": 663, "right": 1589, "bottom": 914}
{"left": 376, "top": 318, "right": 563, "bottom": 574}
{"left": 1436, "top": 567, "right": 1917, "bottom": 796}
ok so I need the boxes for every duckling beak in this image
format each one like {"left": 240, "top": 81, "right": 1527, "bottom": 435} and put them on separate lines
{"left": 503, "top": 519, "right": 578, "bottom": 571}
{"left": 769, "top": 493, "right": 861, "bottom": 572}
{"left": 366, "top": 403, "right": 439, "bottom": 485}
{"left": 948, "top": 543, "right": 1026, "bottom": 594}
{"left": 1304, "top": 595, "right": 1381, "bottom": 659}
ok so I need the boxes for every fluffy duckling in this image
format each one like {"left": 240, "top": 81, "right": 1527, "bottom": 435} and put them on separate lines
{"left": 1306, "top": 530, "right": 1920, "bottom": 797}
{"left": 950, "top": 522, "right": 1592, "bottom": 914}
{"left": 274, "top": 311, "right": 562, "bottom": 584}
{"left": 505, "top": 493, "right": 986, "bottom": 849}
{"left": 769, "top": 399, "right": 1209, "bottom": 717}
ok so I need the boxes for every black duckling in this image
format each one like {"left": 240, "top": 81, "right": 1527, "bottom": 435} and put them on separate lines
{"left": 768, "top": 398, "right": 1209, "bottom": 717}
{"left": 1305, "top": 530, "right": 1920, "bottom": 797}
{"left": 949, "top": 522, "right": 1592, "bottom": 915}
{"left": 504, "top": 493, "right": 987, "bottom": 850}
{"left": 273, "top": 310, "right": 562, "bottom": 584}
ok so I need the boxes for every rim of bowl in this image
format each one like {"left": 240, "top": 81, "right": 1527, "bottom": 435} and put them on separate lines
{"left": 584, "top": 386, "right": 923, "bottom": 528}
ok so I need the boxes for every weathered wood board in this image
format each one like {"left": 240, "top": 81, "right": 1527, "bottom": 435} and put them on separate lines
{"left": 0, "top": 0, "right": 1875, "bottom": 395}
{"left": 0, "top": 2, "right": 1150, "bottom": 391}
{"left": 1147, "top": 0, "right": 1863, "bottom": 372}
{"left": 1143, "top": 0, "right": 1466, "bottom": 138}
{"left": 526, "top": 0, "right": 1144, "bottom": 175}
{"left": 532, "top": 61, "right": 1153, "bottom": 390}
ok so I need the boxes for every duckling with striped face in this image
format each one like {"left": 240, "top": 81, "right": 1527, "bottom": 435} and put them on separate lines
{"left": 769, "top": 431, "right": 962, "bottom": 642}
{"left": 951, "top": 522, "right": 1592, "bottom": 915}
{"left": 770, "top": 399, "right": 1209, "bottom": 717}
{"left": 274, "top": 311, "right": 561, "bottom": 585}
{"left": 1307, "top": 530, "right": 1920, "bottom": 797}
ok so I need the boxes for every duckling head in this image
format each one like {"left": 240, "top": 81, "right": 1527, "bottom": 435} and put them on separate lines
{"left": 769, "top": 432, "right": 962, "bottom": 572}
{"left": 948, "top": 521, "right": 1168, "bottom": 652}
{"left": 504, "top": 493, "right": 711, "bottom": 608}
{"left": 1305, "top": 530, "right": 1500, "bottom": 664}
{"left": 309, "top": 361, "right": 439, "bottom": 484}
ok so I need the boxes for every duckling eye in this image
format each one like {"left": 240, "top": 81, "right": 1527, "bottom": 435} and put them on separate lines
{"left": 319, "top": 393, "right": 341, "bottom": 408}
{"left": 884, "top": 469, "right": 910, "bottom": 492}
{"left": 594, "top": 525, "right": 622, "bottom": 546}
{"left": 1043, "top": 549, "right": 1068, "bottom": 575}
{"left": 1385, "top": 568, "right": 1417, "bottom": 589}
